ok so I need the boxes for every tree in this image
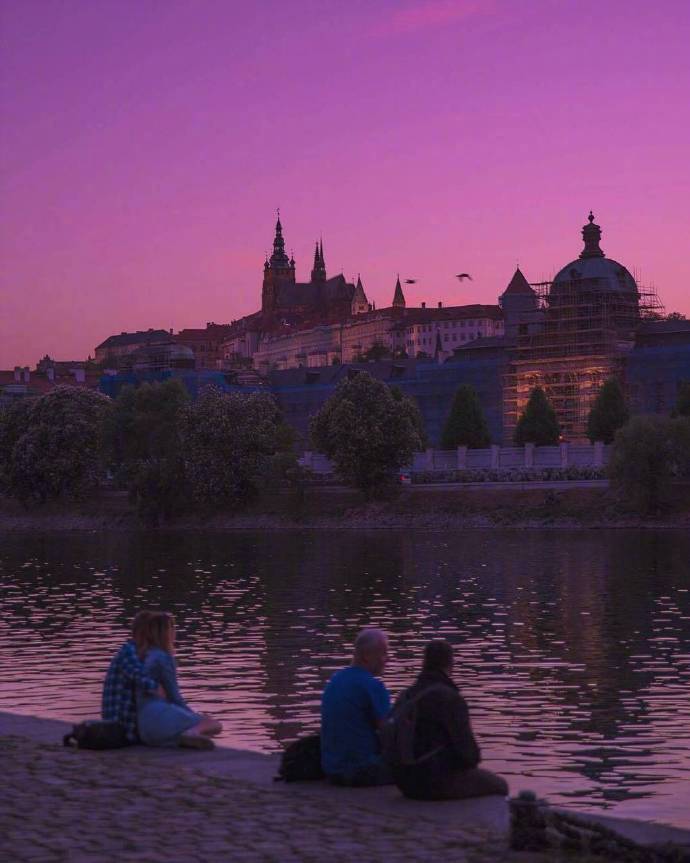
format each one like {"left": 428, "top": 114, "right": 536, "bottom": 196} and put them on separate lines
{"left": 102, "top": 379, "right": 189, "bottom": 524}
{"left": 310, "top": 372, "right": 424, "bottom": 495}
{"left": 6, "top": 386, "right": 112, "bottom": 503}
{"left": 391, "top": 386, "right": 427, "bottom": 448}
{"left": 0, "top": 400, "right": 33, "bottom": 494}
{"left": 608, "top": 415, "right": 690, "bottom": 513}
{"left": 666, "top": 311, "right": 687, "bottom": 321}
{"left": 180, "top": 386, "right": 281, "bottom": 509}
{"left": 674, "top": 381, "right": 690, "bottom": 418}
{"left": 514, "top": 387, "right": 560, "bottom": 445}
{"left": 441, "top": 385, "right": 490, "bottom": 449}
{"left": 586, "top": 378, "right": 629, "bottom": 443}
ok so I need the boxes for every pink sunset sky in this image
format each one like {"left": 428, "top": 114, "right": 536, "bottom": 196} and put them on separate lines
{"left": 1, "top": 0, "right": 689, "bottom": 368}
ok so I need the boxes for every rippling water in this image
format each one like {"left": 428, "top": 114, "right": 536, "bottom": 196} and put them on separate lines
{"left": 1, "top": 529, "right": 689, "bottom": 825}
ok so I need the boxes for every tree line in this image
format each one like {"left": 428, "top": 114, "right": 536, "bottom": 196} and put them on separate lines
{"left": 1, "top": 374, "right": 688, "bottom": 517}
{"left": 0, "top": 381, "right": 298, "bottom": 524}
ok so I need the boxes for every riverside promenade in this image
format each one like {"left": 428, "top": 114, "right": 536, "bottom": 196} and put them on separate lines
{"left": 3, "top": 712, "right": 690, "bottom": 863}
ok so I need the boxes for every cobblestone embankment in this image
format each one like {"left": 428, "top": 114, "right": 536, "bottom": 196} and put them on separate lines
{"left": 0, "top": 733, "right": 593, "bottom": 863}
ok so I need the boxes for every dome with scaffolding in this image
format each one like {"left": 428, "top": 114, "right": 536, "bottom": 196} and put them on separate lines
{"left": 551, "top": 212, "right": 637, "bottom": 295}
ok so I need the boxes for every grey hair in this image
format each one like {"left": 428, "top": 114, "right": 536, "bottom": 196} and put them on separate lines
{"left": 354, "top": 628, "right": 388, "bottom": 657}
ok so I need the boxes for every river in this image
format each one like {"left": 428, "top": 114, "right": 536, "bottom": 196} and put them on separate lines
{"left": 1, "top": 528, "right": 689, "bottom": 827}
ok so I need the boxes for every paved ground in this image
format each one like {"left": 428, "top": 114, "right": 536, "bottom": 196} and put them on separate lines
{"left": 0, "top": 734, "right": 531, "bottom": 863}
{"left": 3, "top": 712, "right": 689, "bottom": 863}
{"left": 0, "top": 731, "right": 600, "bottom": 863}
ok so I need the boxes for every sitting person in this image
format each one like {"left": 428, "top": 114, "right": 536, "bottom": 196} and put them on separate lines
{"left": 391, "top": 639, "right": 508, "bottom": 800}
{"left": 321, "top": 628, "right": 393, "bottom": 786}
{"left": 102, "top": 610, "right": 162, "bottom": 744}
{"left": 136, "top": 611, "right": 222, "bottom": 749}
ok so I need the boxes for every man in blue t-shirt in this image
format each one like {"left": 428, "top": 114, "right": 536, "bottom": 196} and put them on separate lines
{"left": 321, "top": 628, "right": 393, "bottom": 786}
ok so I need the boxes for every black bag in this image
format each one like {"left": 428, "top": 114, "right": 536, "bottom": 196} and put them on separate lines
{"left": 63, "top": 720, "right": 130, "bottom": 750}
{"left": 380, "top": 685, "right": 447, "bottom": 767}
{"left": 275, "top": 733, "right": 325, "bottom": 782}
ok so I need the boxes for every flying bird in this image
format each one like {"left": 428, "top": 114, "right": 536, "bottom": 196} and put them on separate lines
{"left": 404, "top": 278, "right": 418, "bottom": 284}
{"left": 455, "top": 273, "right": 473, "bottom": 282}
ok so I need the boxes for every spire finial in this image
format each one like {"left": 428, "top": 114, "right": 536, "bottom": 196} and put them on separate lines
{"left": 580, "top": 211, "right": 604, "bottom": 259}
{"left": 269, "top": 210, "right": 289, "bottom": 268}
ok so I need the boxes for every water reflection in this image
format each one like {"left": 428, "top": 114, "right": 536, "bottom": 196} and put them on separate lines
{"left": 1, "top": 529, "right": 689, "bottom": 823}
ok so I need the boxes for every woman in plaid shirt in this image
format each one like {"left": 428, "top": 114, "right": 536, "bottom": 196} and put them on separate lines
{"left": 101, "top": 610, "right": 160, "bottom": 743}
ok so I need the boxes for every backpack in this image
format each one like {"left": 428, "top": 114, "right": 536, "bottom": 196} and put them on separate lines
{"left": 275, "top": 733, "right": 325, "bottom": 782}
{"left": 380, "top": 684, "right": 447, "bottom": 767}
{"left": 63, "top": 720, "right": 130, "bottom": 750}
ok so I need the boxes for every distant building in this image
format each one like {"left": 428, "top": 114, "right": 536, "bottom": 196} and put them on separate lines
{"left": 0, "top": 361, "right": 101, "bottom": 406}
{"left": 260, "top": 223, "right": 365, "bottom": 327}
{"left": 94, "top": 329, "right": 171, "bottom": 366}
{"left": 175, "top": 323, "right": 235, "bottom": 370}
{"left": 216, "top": 218, "right": 505, "bottom": 373}
{"left": 89, "top": 212, "right": 689, "bottom": 448}
{"left": 121, "top": 340, "right": 196, "bottom": 373}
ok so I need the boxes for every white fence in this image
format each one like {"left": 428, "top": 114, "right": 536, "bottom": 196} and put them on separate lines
{"left": 301, "top": 442, "right": 611, "bottom": 475}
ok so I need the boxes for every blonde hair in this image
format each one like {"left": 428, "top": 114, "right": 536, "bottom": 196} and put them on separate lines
{"left": 142, "top": 611, "right": 176, "bottom": 656}
{"left": 132, "top": 610, "right": 154, "bottom": 656}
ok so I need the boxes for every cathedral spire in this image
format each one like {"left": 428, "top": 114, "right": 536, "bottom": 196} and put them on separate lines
{"left": 392, "top": 275, "right": 406, "bottom": 308}
{"left": 580, "top": 211, "right": 605, "bottom": 259}
{"left": 270, "top": 213, "right": 290, "bottom": 268}
{"left": 311, "top": 236, "right": 327, "bottom": 282}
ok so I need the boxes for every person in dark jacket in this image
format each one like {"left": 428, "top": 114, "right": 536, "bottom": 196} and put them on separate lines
{"left": 392, "top": 639, "right": 508, "bottom": 800}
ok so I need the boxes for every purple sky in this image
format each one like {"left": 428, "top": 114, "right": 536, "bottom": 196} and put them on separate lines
{"left": 1, "top": 0, "right": 689, "bottom": 367}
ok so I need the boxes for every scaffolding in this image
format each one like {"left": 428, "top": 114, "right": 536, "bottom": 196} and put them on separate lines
{"left": 502, "top": 279, "right": 664, "bottom": 442}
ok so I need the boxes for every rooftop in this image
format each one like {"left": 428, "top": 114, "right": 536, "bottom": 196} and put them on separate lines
{"left": 95, "top": 329, "right": 171, "bottom": 350}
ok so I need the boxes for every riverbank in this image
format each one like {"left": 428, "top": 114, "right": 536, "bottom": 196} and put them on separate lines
{"left": 3, "top": 712, "right": 690, "bottom": 862}
{"left": 1, "top": 485, "right": 689, "bottom": 532}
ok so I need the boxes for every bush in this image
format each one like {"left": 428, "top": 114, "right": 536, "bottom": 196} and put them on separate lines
{"left": 4, "top": 387, "right": 112, "bottom": 503}
{"left": 586, "top": 378, "right": 629, "bottom": 443}
{"left": 310, "top": 372, "right": 424, "bottom": 495}
{"left": 441, "top": 385, "right": 490, "bottom": 449}
{"left": 608, "top": 415, "right": 690, "bottom": 513}
{"left": 514, "top": 387, "right": 560, "bottom": 445}
{"left": 181, "top": 386, "right": 282, "bottom": 509}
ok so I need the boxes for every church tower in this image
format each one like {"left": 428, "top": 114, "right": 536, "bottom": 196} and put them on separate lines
{"left": 310, "top": 239, "right": 327, "bottom": 283}
{"left": 351, "top": 275, "right": 369, "bottom": 315}
{"left": 392, "top": 275, "right": 406, "bottom": 309}
{"left": 499, "top": 267, "right": 539, "bottom": 341}
{"left": 262, "top": 214, "right": 296, "bottom": 316}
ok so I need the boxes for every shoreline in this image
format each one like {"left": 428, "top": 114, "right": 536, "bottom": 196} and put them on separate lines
{"left": 2, "top": 483, "right": 689, "bottom": 533}
{"left": 2, "top": 487, "right": 690, "bottom": 533}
